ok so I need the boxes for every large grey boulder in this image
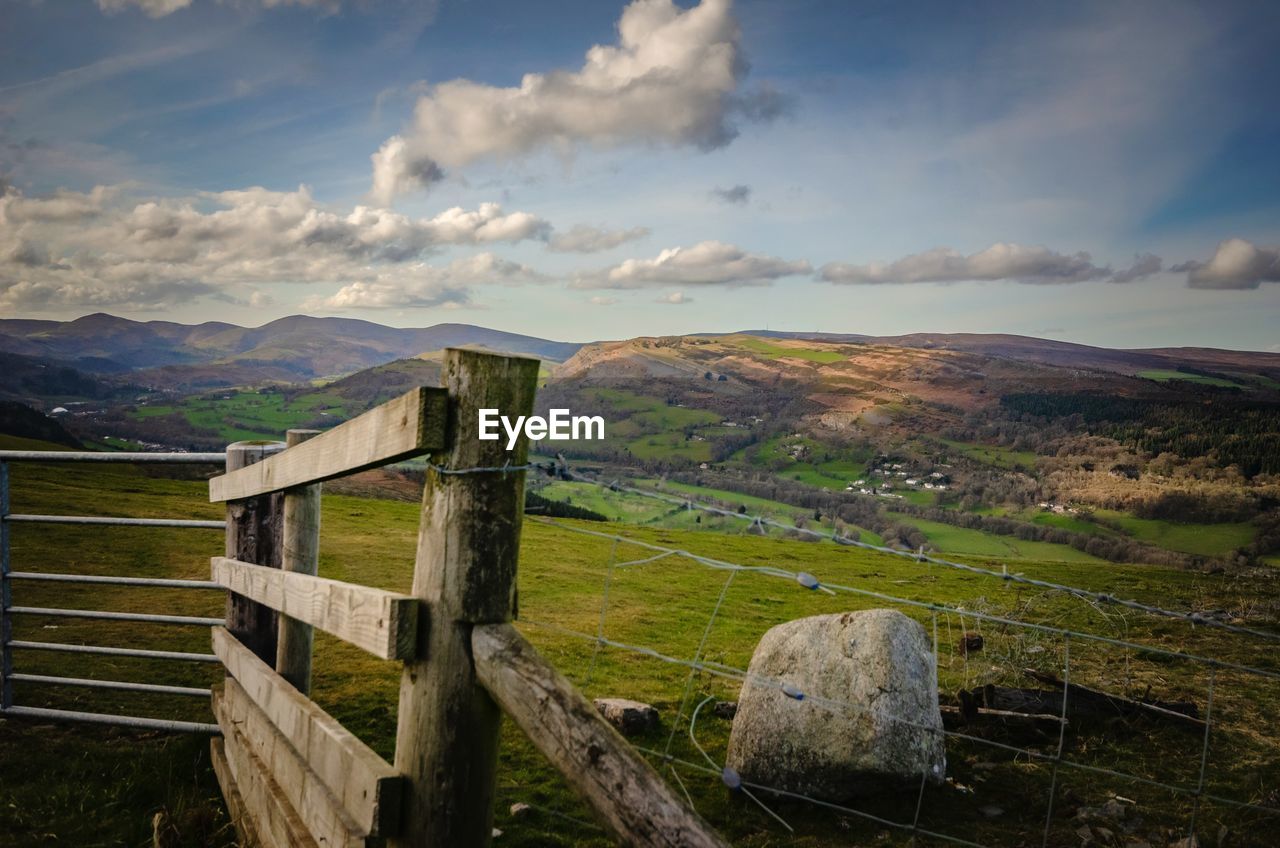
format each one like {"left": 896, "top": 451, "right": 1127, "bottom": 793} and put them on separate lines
{"left": 725, "top": 609, "right": 946, "bottom": 801}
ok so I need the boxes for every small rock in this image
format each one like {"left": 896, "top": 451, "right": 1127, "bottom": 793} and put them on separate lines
{"left": 1169, "top": 838, "right": 1199, "bottom": 848}
{"left": 492, "top": 828, "right": 503, "bottom": 839}
{"left": 712, "top": 701, "right": 737, "bottom": 719}
{"left": 509, "top": 802, "right": 532, "bottom": 818}
{"left": 1076, "top": 825, "right": 1094, "bottom": 842}
{"left": 978, "top": 805, "right": 1003, "bottom": 819}
{"left": 594, "top": 698, "right": 659, "bottom": 735}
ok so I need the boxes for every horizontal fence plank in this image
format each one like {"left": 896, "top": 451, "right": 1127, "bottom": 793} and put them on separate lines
{"left": 213, "top": 628, "right": 403, "bottom": 836}
{"left": 473, "top": 623, "right": 729, "bottom": 848}
{"left": 209, "top": 387, "right": 446, "bottom": 502}
{"left": 0, "top": 451, "right": 225, "bottom": 464}
{"left": 9, "top": 606, "right": 222, "bottom": 627}
{"left": 211, "top": 738, "right": 262, "bottom": 848}
{"left": 211, "top": 558, "right": 418, "bottom": 661}
{"left": 217, "top": 703, "right": 320, "bottom": 848}
{"left": 9, "top": 571, "right": 222, "bottom": 589}
{"left": 10, "top": 673, "right": 210, "bottom": 698}
{"left": 0, "top": 704, "right": 219, "bottom": 734}
{"left": 4, "top": 514, "right": 226, "bottom": 529}
{"left": 217, "top": 680, "right": 368, "bottom": 848}
{"left": 8, "top": 640, "right": 219, "bottom": 663}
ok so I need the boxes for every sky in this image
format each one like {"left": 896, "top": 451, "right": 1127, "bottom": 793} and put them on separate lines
{"left": 1, "top": 0, "right": 1279, "bottom": 350}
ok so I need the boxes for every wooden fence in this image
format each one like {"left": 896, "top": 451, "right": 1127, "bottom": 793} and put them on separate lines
{"left": 206, "top": 348, "right": 727, "bottom": 848}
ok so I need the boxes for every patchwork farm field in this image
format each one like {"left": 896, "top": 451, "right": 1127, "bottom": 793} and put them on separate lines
{"left": 3, "top": 440, "right": 1280, "bottom": 847}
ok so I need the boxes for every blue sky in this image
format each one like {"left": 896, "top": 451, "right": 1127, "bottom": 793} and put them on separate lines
{"left": 1, "top": 0, "right": 1278, "bottom": 349}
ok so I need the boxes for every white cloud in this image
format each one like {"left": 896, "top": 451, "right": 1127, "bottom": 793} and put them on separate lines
{"left": 370, "top": 0, "right": 785, "bottom": 203}
{"left": 1176, "top": 238, "right": 1280, "bottom": 290}
{"left": 573, "top": 241, "right": 810, "bottom": 289}
{"left": 819, "top": 243, "right": 1109, "bottom": 285}
{"left": 588, "top": 295, "right": 619, "bottom": 306}
{"left": 306, "top": 253, "right": 543, "bottom": 309}
{"left": 0, "top": 184, "right": 550, "bottom": 310}
{"left": 548, "top": 224, "right": 650, "bottom": 254}
{"left": 655, "top": 291, "right": 693, "bottom": 304}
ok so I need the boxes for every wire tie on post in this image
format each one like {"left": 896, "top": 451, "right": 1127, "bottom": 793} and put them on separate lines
{"left": 782, "top": 683, "right": 804, "bottom": 701}
{"left": 721, "top": 766, "right": 742, "bottom": 791}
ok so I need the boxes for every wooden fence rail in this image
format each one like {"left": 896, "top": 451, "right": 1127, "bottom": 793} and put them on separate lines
{"left": 209, "top": 348, "right": 725, "bottom": 848}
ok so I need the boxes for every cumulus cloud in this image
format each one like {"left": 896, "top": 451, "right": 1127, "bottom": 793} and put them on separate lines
{"left": 548, "top": 224, "right": 650, "bottom": 254}
{"left": 1176, "top": 238, "right": 1280, "bottom": 290}
{"left": 1109, "top": 252, "right": 1163, "bottom": 283}
{"left": 588, "top": 295, "right": 619, "bottom": 306}
{"left": 819, "top": 243, "right": 1109, "bottom": 285}
{"left": 655, "top": 291, "right": 693, "bottom": 304}
{"left": 710, "top": 184, "right": 750, "bottom": 205}
{"left": 572, "top": 241, "right": 809, "bottom": 289}
{"left": 370, "top": 0, "right": 785, "bottom": 203}
{"left": 306, "top": 253, "right": 543, "bottom": 309}
{"left": 0, "top": 184, "right": 551, "bottom": 310}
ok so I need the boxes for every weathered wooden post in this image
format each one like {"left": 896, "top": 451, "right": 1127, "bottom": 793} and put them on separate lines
{"left": 224, "top": 440, "right": 286, "bottom": 665}
{"left": 391, "top": 348, "right": 540, "bottom": 848}
{"left": 276, "top": 428, "right": 322, "bottom": 694}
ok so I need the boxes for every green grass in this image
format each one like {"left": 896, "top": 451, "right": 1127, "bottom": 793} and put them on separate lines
{"left": 1027, "top": 510, "right": 1119, "bottom": 537}
{"left": 886, "top": 513, "right": 1107, "bottom": 563}
{"left": 938, "top": 438, "right": 1037, "bottom": 471}
{"left": 731, "top": 337, "right": 848, "bottom": 363}
{"left": 3, "top": 439, "right": 1280, "bottom": 846}
{"left": 1096, "top": 509, "right": 1256, "bottom": 557}
{"left": 1138, "top": 369, "right": 1245, "bottom": 388}
{"left": 738, "top": 435, "right": 874, "bottom": 491}
{"left": 129, "top": 390, "right": 346, "bottom": 443}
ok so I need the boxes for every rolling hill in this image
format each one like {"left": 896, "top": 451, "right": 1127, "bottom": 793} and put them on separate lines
{"left": 0, "top": 313, "right": 582, "bottom": 388}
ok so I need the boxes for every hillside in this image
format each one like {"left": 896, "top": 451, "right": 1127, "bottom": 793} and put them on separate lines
{"left": 539, "top": 334, "right": 1280, "bottom": 568}
{"left": 0, "top": 313, "right": 581, "bottom": 388}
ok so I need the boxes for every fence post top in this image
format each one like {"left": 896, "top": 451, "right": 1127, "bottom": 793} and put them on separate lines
{"left": 225, "top": 441, "right": 286, "bottom": 459}
{"left": 443, "top": 345, "right": 542, "bottom": 365}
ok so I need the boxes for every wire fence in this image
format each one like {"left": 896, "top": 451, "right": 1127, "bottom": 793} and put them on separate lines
{"left": 502, "top": 459, "right": 1280, "bottom": 846}
{"left": 5, "top": 447, "right": 1278, "bottom": 845}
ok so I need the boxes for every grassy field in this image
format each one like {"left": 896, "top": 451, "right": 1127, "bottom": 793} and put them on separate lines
{"left": 885, "top": 513, "right": 1108, "bottom": 563}
{"left": 1096, "top": 510, "right": 1257, "bottom": 557}
{"left": 938, "top": 439, "right": 1038, "bottom": 471}
{"left": 131, "top": 390, "right": 344, "bottom": 443}
{"left": 1138, "top": 369, "right": 1245, "bottom": 389}
{"left": 731, "top": 337, "right": 848, "bottom": 364}
{"left": 3, "top": 441, "right": 1280, "bottom": 846}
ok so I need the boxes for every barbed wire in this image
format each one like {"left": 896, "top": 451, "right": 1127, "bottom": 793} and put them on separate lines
{"left": 546, "top": 464, "right": 1280, "bottom": 645}
{"left": 422, "top": 455, "right": 1280, "bottom": 842}
{"left": 526, "top": 515, "right": 1280, "bottom": 682}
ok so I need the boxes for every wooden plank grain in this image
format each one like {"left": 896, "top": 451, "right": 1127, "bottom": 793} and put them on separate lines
{"left": 224, "top": 441, "right": 285, "bottom": 665}
{"left": 213, "top": 627, "right": 404, "bottom": 836}
{"left": 217, "top": 679, "right": 368, "bottom": 848}
{"left": 216, "top": 695, "right": 320, "bottom": 848}
{"left": 209, "top": 387, "right": 447, "bottom": 502}
{"left": 391, "top": 349, "right": 540, "bottom": 848}
{"left": 210, "top": 737, "right": 262, "bottom": 848}
{"left": 213, "top": 557, "right": 418, "bottom": 661}
{"left": 473, "top": 623, "right": 728, "bottom": 848}
{"left": 278, "top": 428, "right": 322, "bottom": 694}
